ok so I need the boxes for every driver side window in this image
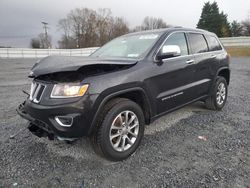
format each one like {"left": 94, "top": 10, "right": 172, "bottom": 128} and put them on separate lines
{"left": 163, "top": 33, "right": 189, "bottom": 56}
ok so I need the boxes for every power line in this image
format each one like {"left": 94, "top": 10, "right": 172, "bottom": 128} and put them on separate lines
{"left": 0, "top": 35, "right": 37, "bottom": 38}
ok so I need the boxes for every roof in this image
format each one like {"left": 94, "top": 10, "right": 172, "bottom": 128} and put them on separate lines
{"left": 124, "top": 27, "right": 215, "bottom": 37}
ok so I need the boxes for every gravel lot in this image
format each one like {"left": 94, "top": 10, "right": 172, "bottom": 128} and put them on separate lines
{"left": 0, "top": 57, "right": 249, "bottom": 188}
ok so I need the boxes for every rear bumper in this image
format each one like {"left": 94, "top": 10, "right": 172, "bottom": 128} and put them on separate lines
{"left": 17, "top": 97, "right": 96, "bottom": 139}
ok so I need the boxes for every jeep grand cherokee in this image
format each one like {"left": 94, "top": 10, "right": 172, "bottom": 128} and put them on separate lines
{"left": 17, "top": 27, "right": 230, "bottom": 161}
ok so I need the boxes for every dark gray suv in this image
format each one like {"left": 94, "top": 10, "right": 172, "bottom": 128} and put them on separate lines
{"left": 17, "top": 27, "right": 230, "bottom": 161}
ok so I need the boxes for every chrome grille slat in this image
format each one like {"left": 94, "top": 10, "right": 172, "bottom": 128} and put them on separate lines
{"left": 29, "top": 82, "right": 36, "bottom": 100}
{"left": 29, "top": 82, "right": 46, "bottom": 103}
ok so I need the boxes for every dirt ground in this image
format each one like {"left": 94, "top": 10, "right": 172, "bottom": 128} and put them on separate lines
{"left": 0, "top": 57, "right": 249, "bottom": 188}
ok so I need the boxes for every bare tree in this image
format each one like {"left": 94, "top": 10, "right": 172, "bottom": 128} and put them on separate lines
{"left": 66, "top": 8, "right": 98, "bottom": 47}
{"left": 30, "top": 38, "right": 40, "bottom": 48}
{"left": 38, "top": 33, "right": 52, "bottom": 49}
{"left": 70, "top": 8, "right": 98, "bottom": 47}
{"left": 57, "top": 8, "right": 129, "bottom": 48}
{"left": 96, "top": 9, "right": 113, "bottom": 45}
{"left": 131, "top": 16, "right": 169, "bottom": 32}
{"left": 58, "top": 35, "right": 76, "bottom": 49}
{"left": 109, "top": 17, "right": 129, "bottom": 39}
{"left": 130, "top": 26, "right": 143, "bottom": 32}
{"left": 141, "top": 16, "right": 168, "bottom": 30}
{"left": 58, "top": 18, "right": 71, "bottom": 38}
{"left": 57, "top": 18, "right": 74, "bottom": 48}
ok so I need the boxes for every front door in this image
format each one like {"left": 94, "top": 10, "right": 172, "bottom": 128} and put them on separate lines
{"left": 147, "top": 32, "right": 196, "bottom": 115}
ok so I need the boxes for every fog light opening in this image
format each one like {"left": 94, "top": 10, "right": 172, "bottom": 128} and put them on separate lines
{"left": 55, "top": 116, "right": 73, "bottom": 127}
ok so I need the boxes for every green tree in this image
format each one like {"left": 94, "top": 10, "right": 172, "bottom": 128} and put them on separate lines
{"left": 220, "top": 12, "right": 231, "bottom": 37}
{"left": 197, "top": 2, "right": 231, "bottom": 37}
{"left": 231, "top": 20, "right": 243, "bottom": 37}
{"left": 242, "top": 19, "right": 250, "bottom": 36}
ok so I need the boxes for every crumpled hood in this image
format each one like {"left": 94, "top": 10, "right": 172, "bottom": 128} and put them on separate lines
{"left": 30, "top": 56, "right": 138, "bottom": 77}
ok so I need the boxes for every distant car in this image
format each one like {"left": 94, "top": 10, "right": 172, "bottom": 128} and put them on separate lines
{"left": 17, "top": 27, "right": 230, "bottom": 161}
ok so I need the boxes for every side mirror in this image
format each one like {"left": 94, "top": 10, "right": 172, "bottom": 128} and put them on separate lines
{"left": 156, "top": 45, "right": 181, "bottom": 60}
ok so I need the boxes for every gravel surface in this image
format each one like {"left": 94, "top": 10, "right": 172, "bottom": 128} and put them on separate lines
{"left": 0, "top": 57, "right": 249, "bottom": 188}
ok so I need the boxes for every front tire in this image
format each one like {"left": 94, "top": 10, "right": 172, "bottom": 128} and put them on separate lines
{"left": 92, "top": 98, "right": 145, "bottom": 161}
{"left": 205, "top": 76, "right": 228, "bottom": 110}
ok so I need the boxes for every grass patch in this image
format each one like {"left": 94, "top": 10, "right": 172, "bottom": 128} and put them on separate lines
{"left": 226, "top": 46, "right": 250, "bottom": 57}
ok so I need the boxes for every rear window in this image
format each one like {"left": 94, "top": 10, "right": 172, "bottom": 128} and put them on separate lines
{"left": 188, "top": 33, "right": 208, "bottom": 54}
{"left": 206, "top": 35, "right": 222, "bottom": 51}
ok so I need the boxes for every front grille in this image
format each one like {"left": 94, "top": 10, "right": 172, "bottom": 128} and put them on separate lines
{"left": 29, "top": 82, "right": 46, "bottom": 103}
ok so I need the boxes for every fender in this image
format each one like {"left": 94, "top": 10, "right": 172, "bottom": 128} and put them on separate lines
{"left": 88, "top": 87, "right": 152, "bottom": 135}
{"left": 209, "top": 66, "right": 230, "bottom": 95}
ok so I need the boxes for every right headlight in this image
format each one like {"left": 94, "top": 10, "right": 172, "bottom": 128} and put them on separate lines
{"left": 51, "top": 83, "right": 89, "bottom": 98}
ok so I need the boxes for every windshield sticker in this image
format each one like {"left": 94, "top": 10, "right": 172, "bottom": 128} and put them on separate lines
{"left": 139, "top": 34, "right": 158, "bottom": 40}
{"left": 127, "top": 54, "right": 139, "bottom": 57}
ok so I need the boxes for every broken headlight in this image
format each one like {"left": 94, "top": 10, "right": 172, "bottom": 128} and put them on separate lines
{"left": 50, "top": 83, "right": 89, "bottom": 98}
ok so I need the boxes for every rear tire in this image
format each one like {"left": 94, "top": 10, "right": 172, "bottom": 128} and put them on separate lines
{"left": 92, "top": 98, "right": 145, "bottom": 161}
{"left": 205, "top": 76, "right": 228, "bottom": 110}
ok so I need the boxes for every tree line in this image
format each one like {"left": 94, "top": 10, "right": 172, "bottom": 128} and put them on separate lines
{"left": 31, "top": 8, "right": 168, "bottom": 49}
{"left": 31, "top": 2, "right": 250, "bottom": 48}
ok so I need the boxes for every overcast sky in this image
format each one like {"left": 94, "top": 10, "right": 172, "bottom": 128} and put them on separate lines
{"left": 0, "top": 0, "right": 249, "bottom": 48}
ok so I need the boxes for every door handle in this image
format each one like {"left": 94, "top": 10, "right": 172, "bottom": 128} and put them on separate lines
{"left": 186, "top": 59, "right": 194, "bottom": 64}
{"left": 211, "top": 55, "right": 217, "bottom": 58}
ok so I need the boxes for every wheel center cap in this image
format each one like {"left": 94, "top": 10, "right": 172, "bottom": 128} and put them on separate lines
{"left": 121, "top": 127, "right": 128, "bottom": 135}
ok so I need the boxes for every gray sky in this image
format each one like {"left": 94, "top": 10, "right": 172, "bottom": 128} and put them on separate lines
{"left": 0, "top": 0, "right": 249, "bottom": 48}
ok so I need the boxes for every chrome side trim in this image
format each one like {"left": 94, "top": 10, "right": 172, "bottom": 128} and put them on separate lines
{"left": 157, "top": 78, "right": 211, "bottom": 100}
{"left": 162, "top": 92, "right": 184, "bottom": 101}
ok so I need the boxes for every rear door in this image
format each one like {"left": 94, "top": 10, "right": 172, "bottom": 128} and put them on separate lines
{"left": 205, "top": 34, "right": 224, "bottom": 74}
{"left": 187, "top": 33, "right": 214, "bottom": 98}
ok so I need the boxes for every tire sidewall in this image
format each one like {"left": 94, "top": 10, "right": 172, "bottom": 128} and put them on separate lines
{"left": 100, "top": 100, "right": 145, "bottom": 161}
{"left": 213, "top": 77, "right": 228, "bottom": 110}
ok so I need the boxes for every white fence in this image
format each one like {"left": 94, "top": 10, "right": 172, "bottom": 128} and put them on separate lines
{"left": 0, "top": 37, "right": 249, "bottom": 58}
{"left": 220, "top": 37, "right": 250, "bottom": 47}
{"left": 0, "top": 47, "right": 99, "bottom": 58}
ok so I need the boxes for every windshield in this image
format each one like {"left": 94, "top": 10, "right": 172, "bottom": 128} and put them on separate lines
{"left": 91, "top": 33, "right": 160, "bottom": 59}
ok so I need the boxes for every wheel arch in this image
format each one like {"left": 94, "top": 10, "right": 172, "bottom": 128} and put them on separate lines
{"left": 217, "top": 67, "right": 230, "bottom": 85}
{"left": 88, "top": 87, "right": 152, "bottom": 135}
{"left": 208, "top": 67, "right": 230, "bottom": 96}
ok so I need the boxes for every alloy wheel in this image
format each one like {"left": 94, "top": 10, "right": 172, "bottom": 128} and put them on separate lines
{"left": 216, "top": 82, "right": 226, "bottom": 105}
{"left": 109, "top": 110, "right": 139, "bottom": 152}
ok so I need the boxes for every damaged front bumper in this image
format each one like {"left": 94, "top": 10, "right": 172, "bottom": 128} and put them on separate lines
{"left": 17, "top": 102, "right": 55, "bottom": 139}
{"left": 16, "top": 98, "right": 94, "bottom": 140}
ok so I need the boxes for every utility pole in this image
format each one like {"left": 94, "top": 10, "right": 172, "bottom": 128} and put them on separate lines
{"left": 41, "top": 22, "right": 49, "bottom": 48}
